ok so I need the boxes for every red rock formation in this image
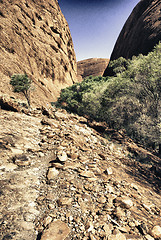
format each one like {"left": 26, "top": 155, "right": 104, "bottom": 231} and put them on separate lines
{"left": 77, "top": 58, "right": 109, "bottom": 80}
{"left": 104, "top": 0, "right": 161, "bottom": 76}
{"left": 0, "top": 0, "right": 77, "bottom": 106}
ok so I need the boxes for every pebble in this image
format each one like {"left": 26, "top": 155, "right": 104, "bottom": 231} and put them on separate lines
{"left": 150, "top": 225, "right": 161, "bottom": 238}
{"left": 57, "top": 151, "right": 68, "bottom": 162}
{"left": 105, "top": 167, "right": 113, "bottom": 175}
{"left": 79, "top": 170, "right": 95, "bottom": 178}
{"left": 57, "top": 197, "right": 73, "bottom": 206}
{"left": 115, "top": 196, "right": 134, "bottom": 209}
{"left": 43, "top": 216, "right": 53, "bottom": 227}
{"left": 23, "top": 212, "right": 35, "bottom": 222}
{"left": 47, "top": 167, "right": 59, "bottom": 180}
{"left": 144, "top": 234, "right": 155, "bottom": 240}
{"left": 108, "top": 232, "right": 126, "bottom": 240}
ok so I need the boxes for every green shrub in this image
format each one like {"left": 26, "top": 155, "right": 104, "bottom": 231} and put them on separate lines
{"left": 57, "top": 43, "right": 161, "bottom": 151}
{"left": 10, "top": 74, "right": 32, "bottom": 107}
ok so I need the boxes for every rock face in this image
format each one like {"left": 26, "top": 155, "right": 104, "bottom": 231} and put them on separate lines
{"left": 104, "top": 0, "right": 161, "bottom": 76}
{"left": 0, "top": 0, "right": 77, "bottom": 106}
{"left": 77, "top": 58, "right": 109, "bottom": 80}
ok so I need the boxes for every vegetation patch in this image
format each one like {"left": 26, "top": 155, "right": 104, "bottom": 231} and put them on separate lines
{"left": 57, "top": 43, "right": 161, "bottom": 153}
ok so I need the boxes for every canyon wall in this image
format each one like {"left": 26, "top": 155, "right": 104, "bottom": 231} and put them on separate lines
{"left": 104, "top": 0, "right": 161, "bottom": 76}
{"left": 0, "top": 0, "right": 77, "bottom": 106}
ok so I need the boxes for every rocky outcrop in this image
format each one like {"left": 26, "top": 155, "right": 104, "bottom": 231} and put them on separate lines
{"left": 104, "top": 0, "right": 161, "bottom": 76}
{"left": 0, "top": 0, "right": 77, "bottom": 106}
{"left": 77, "top": 58, "right": 109, "bottom": 80}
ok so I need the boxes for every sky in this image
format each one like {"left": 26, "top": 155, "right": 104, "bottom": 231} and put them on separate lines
{"left": 58, "top": 0, "right": 140, "bottom": 61}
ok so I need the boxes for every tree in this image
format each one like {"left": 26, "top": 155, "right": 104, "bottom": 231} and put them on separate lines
{"left": 10, "top": 74, "right": 32, "bottom": 107}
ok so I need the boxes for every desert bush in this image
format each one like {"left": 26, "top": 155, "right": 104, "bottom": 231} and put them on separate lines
{"left": 10, "top": 74, "right": 32, "bottom": 107}
{"left": 57, "top": 43, "right": 161, "bottom": 151}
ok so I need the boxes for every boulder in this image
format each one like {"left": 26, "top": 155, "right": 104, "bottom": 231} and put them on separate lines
{"left": 41, "top": 220, "right": 70, "bottom": 240}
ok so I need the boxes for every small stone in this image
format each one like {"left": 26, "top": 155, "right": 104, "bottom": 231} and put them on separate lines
{"left": 119, "top": 227, "right": 130, "bottom": 233}
{"left": 103, "top": 224, "right": 112, "bottom": 236}
{"left": 48, "top": 204, "right": 55, "bottom": 210}
{"left": 47, "top": 167, "right": 59, "bottom": 180}
{"left": 114, "top": 207, "right": 125, "bottom": 219}
{"left": 79, "top": 170, "right": 95, "bottom": 178}
{"left": 57, "top": 197, "right": 73, "bottom": 206}
{"left": 13, "top": 154, "right": 30, "bottom": 166}
{"left": 63, "top": 162, "right": 81, "bottom": 170}
{"left": 150, "top": 225, "right": 161, "bottom": 238}
{"left": 128, "top": 221, "right": 136, "bottom": 228}
{"left": 106, "top": 185, "right": 115, "bottom": 194}
{"left": 125, "top": 235, "right": 143, "bottom": 240}
{"left": 57, "top": 151, "right": 68, "bottom": 162}
{"left": 51, "top": 163, "right": 64, "bottom": 169}
{"left": 23, "top": 212, "right": 35, "bottom": 222}
{"left": 39, "top": 152, "right": 44, "bottom": 157}
{"left": 144, "top": 234, "right": 155, "bottom": 240}
{"left": 85, "top": 222, "right": 94, "bottom": 232}
{"left": 105, "top": 167, "right": 113, "bottom": 175}
{"left": 142, "top": 203, "right": 151, "bottom": 212}
{"left": 41, "top": 220, "right": 70, "bottom": 240}
{"left": 43, "top": 216, "right": 53, "bottom": 227}
{"left": 55, "top": 111, "right": 68, "bottom": 120}
{"left": 97, "top": 196, "right": 107, "bottom": 204}
{"left": 115, "top": 196, "right": 133, "bottom": 209}
{"left": 1, "top": 163, "right": 17, "bottom": 171}
{"left": 20, "top": 221, "right": 35, "bottom": 230}
{"left": 11, "top": 148, "right": 23, "bottom": 155}
{"left": 108, "top": 232, "right": 126, "bottom": 240}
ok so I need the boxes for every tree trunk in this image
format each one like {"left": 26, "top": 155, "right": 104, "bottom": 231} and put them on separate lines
{"left": 23, "top": 91, "right": 30, "bottom": 107}
{"left": 159, "top": 144, "right": 161, "bottom": 155}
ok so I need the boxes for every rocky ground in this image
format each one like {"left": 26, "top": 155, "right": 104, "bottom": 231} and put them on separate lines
{"left": 0, "top": 104, "right": 161, "bottom": 240}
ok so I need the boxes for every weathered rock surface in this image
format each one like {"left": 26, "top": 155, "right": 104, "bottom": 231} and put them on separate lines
{"left": 0, "top": 0, "right": 77, "bottom": 106}
{"left": 41, "top": 220, "right": 70, "bottom": 240}
{"left": 77, "top": 58, "right": 109, "bottom": 80}
{"left": 104, "top": 0, "right": 161, "bottom": 76}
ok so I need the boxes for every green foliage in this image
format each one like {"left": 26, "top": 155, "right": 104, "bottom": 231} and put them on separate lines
{"left": 108, "top": 56, "right": 129, "bottom": 75}
{"left": 57, "top": 43, "right": 161, "bottom": 151}
{"left": 10, "top": 74, "right": 32, "bottom": 107}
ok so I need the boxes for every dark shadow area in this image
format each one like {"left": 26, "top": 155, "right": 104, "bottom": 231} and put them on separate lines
{"left": 0, "top": 99, "right": 18, "bottom": 112}
{"left": 120, "top": 149, "right": 161, "bottom": 194}
{"left": 36, "top": 232, "right": 43, "bottom": 240}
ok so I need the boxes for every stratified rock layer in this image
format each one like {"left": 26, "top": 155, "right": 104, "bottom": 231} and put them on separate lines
{"left": 104, "top": 0, "right": 161, "bottom": 76}
{"left": 77, "top": 58, "right": 109, "bottom": 81}
{"left": 0, "top": 0, "right": 77, "bottom": 105}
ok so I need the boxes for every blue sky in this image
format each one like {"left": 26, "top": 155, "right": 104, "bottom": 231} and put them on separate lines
{"left": 58, "top": 0, "right": 140, "bottom": 61}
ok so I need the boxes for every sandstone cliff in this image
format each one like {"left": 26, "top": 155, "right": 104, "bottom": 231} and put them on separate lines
{"left": 77, "top": 58, "right": 109, "bottom": 81}
{"left": 0, "top": 0, "right": 77, "bottom": 106}
{"left": 104, "top": 0, "right": 161, "bottom": 76}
